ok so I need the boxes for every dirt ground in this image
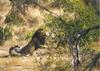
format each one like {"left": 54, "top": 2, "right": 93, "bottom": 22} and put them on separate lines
{"left": 0, "top": 40, "right": 99, "bottom": 71}
{"left": 0, "top": 46, "right": 71, "bottom": 71}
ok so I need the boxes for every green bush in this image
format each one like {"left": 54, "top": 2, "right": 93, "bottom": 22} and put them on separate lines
{"left": 44, "top": 0, "right": 100, "bottom": 47}
{"left": 0, "top": 26, "right": 12, "bottom": 44}
{"left": 5, "top": 12, "right": 23, "bottom": 25}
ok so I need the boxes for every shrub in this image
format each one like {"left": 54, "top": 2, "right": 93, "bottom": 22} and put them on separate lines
{"left": 0, "top": 26, "right": 12, "bottom": 44}
{"left": 5, "top": 12, "right": 23, "bottom": 25}
{"left": 44, "top": 0, "right": 100, "bottom": 47}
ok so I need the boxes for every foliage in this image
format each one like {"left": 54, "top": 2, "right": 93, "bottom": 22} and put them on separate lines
{"left": 0, "top": 26, "right": 12, "bottom": 44}
{"left": 43, "top": 1, "right": 100, "bottom": 70}
{"left": 25, "top": 31, "right": 35, "bottom": 40}
{"left": 44, "top": 0, "right": 100, "bottom": 48}
{"left": 5, "top": 12, "right": 23, "bottom": 25}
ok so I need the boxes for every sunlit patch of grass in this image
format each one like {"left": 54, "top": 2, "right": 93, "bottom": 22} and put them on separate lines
{"left": 88, "top": 41, "right": 100, "bottom": 52}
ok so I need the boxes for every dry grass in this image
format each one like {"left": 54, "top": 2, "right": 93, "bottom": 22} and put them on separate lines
{"left": 0, "top": 40, "right": 99, "bottom": 71}
{"left": 0, "top": 48, "right": 71, "bottom": 71}
{"left": 88, "top": 40, "right": 100, "bottom": 52}
{"left": 0, "top": 1, "right": 99, "bottom": 71}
